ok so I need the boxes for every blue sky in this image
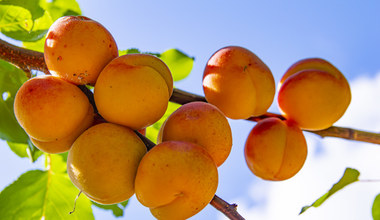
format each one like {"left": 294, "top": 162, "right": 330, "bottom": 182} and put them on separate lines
{"left": 1, "top": 1, "right": 380, "bottom": 219}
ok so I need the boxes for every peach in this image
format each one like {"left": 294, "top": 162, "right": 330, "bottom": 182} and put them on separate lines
{"left": 44, "top": 16, "right": 118, "bottom": 85}
{"left": 14, "top": 75, "right": 91, "bottom": 142}
{"left": 135, "top": 141, "right": 218, "bottom": 220}
{"left": 244, "top": 117, "right": 307, "bottom": 181}
{"left": 30, "top": 105, "right": 94, "bottom": 154}
{"left": 67, "top": 123, "right": 147, "bottom": 204}
{"left": 203, "top": 46, "right": 275, "bottom": 119}
{"left": 278, "top": 58, "right": 351, "bottom": 130}
{"left": 158, "top": 102, "right": 232, "bottom": 167}
{"left": 94, "top": 54, "right": 173, "bottom": 130}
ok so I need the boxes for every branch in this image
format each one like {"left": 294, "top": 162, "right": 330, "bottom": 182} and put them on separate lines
{"left": 247, "top": 113, "right": 380, "bottom": 145}
{"left": 0, "top": 38, "right": 47, "bottom": 75}
{"left": 210, "top": 195, "right": 245, "bottom": 220}
{"left": 2, "top": 38, "right": 380, "bottom": 146}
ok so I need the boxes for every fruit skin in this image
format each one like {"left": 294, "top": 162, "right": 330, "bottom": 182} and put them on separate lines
{"left": 278, "top": 58, "right": 351, "bottom": 130}
{"left": 67, "top": 123, "right": 147, "bottom": 204}
{"left": 44, "top": 16, "right": 118, "bottom": 85}
{"left": 14, "top": 75, "right": 91, "bottom": 142}
{"left": 203, "top": 46, "right": 275, "bottom": 119}
{"left": 114, "top": 53, "right": 173, "bottom": 97}
{"left": 244, "top": 118, "right": 307, "bottom": 181}
{"left": 30, "top": 105, "right": 94, "bottom": 154}
{"left": 158, "top": 101, "right": 232, "bottom": 167}
{"left": 135, "top": 141, "right": 218, "bottom": 220}
{"left": 94, "top": 54, "right": 172, "bottom": 130}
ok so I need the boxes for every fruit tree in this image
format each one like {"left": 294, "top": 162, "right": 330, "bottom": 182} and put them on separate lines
{"left": 1, "top": 1, "right": 380, "bottom": 220}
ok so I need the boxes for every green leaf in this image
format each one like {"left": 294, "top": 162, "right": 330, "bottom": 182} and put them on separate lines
{"left": 7, "top": 141, "right": 43, "bottom": 162}
{"left": 0, "top": 59, "right": 29, "bottom": 143}
{"left": 119, "top": 48, "right": 141, "bottom": 56}
{"left": 0, "top": 169, "right": 94, "bottom": 220}
{"left": 22, "top": 36, "right": 45, "bottom": 52}
{"left": 92, "top": 200, "right": 129, "bottom": 217}
{"left": 373, "top": 194, "right": 380, "bottom": 220}
{"left": 0, "top": 4, "right": 50, "bottom": 41}
{"left": 0, "top": 0, "right": 45, "bottom": 20}
{"left": 48, "top": 153, "right": 68, "bottom": 174}
{"left": 146, "top": 102, "right": 181, "bottom": 143}
{"left": 41, "top": 0, "right": 81, "bottom": 21}
{"left": 300, "top": 168, "right": 360, "bottom": 214}
{"left": 0, "top": 0, "right": 81, "bottom": 42}
{"left": 159, "top": 49, "right": 194, "bottom": 81}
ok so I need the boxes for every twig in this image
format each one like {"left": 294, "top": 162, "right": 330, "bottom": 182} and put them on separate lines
{"left": 210, "top": 195, "right": 245, "bottom": 220}
{"left": 248, "top": 113, "right": 380, "bottom": 145}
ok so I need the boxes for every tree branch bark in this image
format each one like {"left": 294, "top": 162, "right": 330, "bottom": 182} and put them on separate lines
{"left": 0, "top": 38, "right": 47, "bottom": 75}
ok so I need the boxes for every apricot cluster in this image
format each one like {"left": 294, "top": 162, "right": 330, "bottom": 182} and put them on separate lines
{"left": 12, "top": 14, "right": 352, "bottom": 219}
{"left": 202, "top": 46, "right": 351, "bottom": 181}
{"left": 13, "top": 16, "right": 233, "bottom": 220}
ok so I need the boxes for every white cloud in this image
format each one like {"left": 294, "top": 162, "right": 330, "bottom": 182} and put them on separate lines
{"left": 226, "top": 72, "right": 380, "bottom": 220}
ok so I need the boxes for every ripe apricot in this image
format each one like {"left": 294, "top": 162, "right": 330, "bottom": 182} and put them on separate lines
{"left": 30, "top": 105, "right": 94, "bottom": 154}
{"left": 244, "top": 118, "right": 307, "bottom": 181}
{"left": 135, "top": 141, "right": 218, "bottom": 220}
{"left": 14, "top": 75, "right": 91, "bottom": 142}
{"left": 67, "top": 123, "right": 147, "bottom": 204}
{"left": 158, "top": 102, "right": 232, "bottom": 167}
{"left": 94, "top": 54, "right": 172, "bottom": 130}
{"left": 44, "top": 16, "right": 118, "bottom": 85}
{"left": 278, "top": 58, "right": 351, "bottom": 130}
{"left": 203, "top": 46, "right": 275, "bottom": 119}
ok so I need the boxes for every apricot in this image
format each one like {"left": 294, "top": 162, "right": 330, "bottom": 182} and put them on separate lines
{"left": 157, "top": 102, "right": 232, "bottom": 167}
{"left": 94, "top": 54, "right": 172, "bottom": 130}
{"left": 245, "top": 118, "right": 307, "bottom": 181}
{"left": 14, "top": 75, "right": 91, "bottom": 142}
{"left": 30, "top": 105, "right": 94, "bottom": 154}
{"left": 278, "top": 58, "right": 351, "bottom": 130}
{"left": 203, "top": 46, "right": 275, "bottom": 119}
{"left": 44, "top": 16, "right": 118, "bottom": 85}
{"left": 67, "top": 123, "right": 147, "bottom": 204}
{"left": 113, "top": 53, "right": 173, "bottom": 97}
{"left": 135, "top": 141, "right": 218, "bottom": 220}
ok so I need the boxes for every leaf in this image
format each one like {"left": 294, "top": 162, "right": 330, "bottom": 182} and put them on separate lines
{"left": 41, "top": 0, "right": 81, "bottom": 21}
{"left": 146, "top": 102, "right": 181, "bottom": 143}
{"left": 0, "top": 59, "right": 29, "bottom": 143}
{"left": 92, "top": 200, "right": 129, "bottom": 217}
{"left": 0, "top": 0, "right": 81, "bottom": 42}
{"left": 23, "top": 36, "right": 45, "bottom": 52}
{"left": 119, "top": 48, "right": 141, "bottom": 56}
{"left": 0, "top": 4, "right": 50, "bottom": 41}
{"left": 300, "top": 168, "right": 360, "bottom": 214}
{"left": 0, "top": 0, "right": 45, "bottom": 20}
{"left": 7, "top": 141, "right": 43, "bottom": 162}
{"left": 48, "top": 153, "right": 68, "bottom": 174}
{"left": 373, "top": 194, "right": 380, "bottom": 220}
{"left": 0, "top": 169, "right": 94, "bottom": 220}
{"left": 159, "top": 48, "right": 194, "bottom": 81}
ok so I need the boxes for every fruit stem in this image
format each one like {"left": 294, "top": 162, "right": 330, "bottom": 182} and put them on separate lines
{"left": 69, "top": 191, "right": 82, "bottom": 214}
